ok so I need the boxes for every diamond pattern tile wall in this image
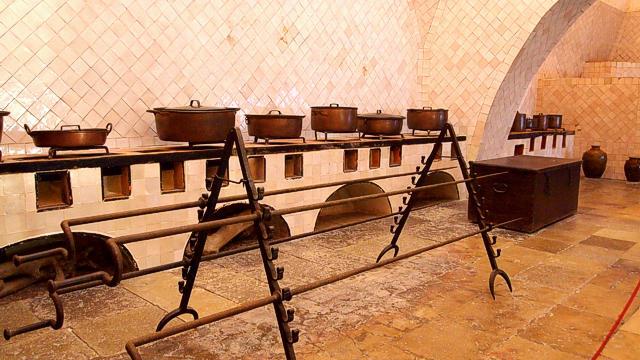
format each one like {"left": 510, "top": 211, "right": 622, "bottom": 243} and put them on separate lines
{"left": 611, "top": 11, "right": 640, "bottom": 60}
{"left": 482, "top": 0, "right": 623, "bottom": 160}
{"left": 0, "top": 0, "right": 426, "bottom": 155}
{"left": 538, "top": 78, "right": 640, "bottom": 179}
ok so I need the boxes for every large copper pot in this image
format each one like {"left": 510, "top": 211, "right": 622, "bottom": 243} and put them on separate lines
{"left": 24, "top": 123, "right": 112, "bottom": 148}
{"left": 245, "top": 109, "right": 305, "bottom": 140}
{"left": 357, "top": 110, "right": 405, "bottom": 136}
{"left": 406, "top": 107, "right": 448, "bottom": 133}
{"left": 0, "top": 110, "right": 9, "bottom": 161}
{"left": 148, "top": 100, "right": 240, "bottom": 145}
{"left": 532, "top": 113, "right": 550, "bottom": 131}
{"left": 310, "top": 103, "right": 358, "bottom": 133}
{"left": 547, "top": 114, "right": 563, "bottom": 129}
{"left": 511, "top": 112, "right": 527, "bottom": 132}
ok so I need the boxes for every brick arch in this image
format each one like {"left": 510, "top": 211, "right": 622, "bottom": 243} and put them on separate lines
{"left": 476, "top": 0, "right": 597, "bottom": 160}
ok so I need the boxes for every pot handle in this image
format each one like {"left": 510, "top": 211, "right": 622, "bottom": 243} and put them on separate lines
{"left": 422, "top": 106, "right": 432, "bottom": 110}
{"left": 244, "top": 116, "right": 250, "bottom": 125}
{"left": 268, "top": 109, "right": 282, "bottom": 115}
{"left": 60, "top": 125, "right": 81, "bottom": 130}
{"left": 105, "top": 123, "right": 113, "bottom": 134}
{"left": 376, "top": 109, "right": 382, "bottom": 114}
{"left": 23, "top": 124, "right": 32, "bottom": 135}
{"left": 190, "top": 99, "right": 201, "bottom": 108}
{"left": 330, "top": 103, "right": 339, "bottom": 107}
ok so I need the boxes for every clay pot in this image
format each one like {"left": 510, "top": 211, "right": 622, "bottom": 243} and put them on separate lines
{"left": 624, "top": 157, "right": 640, "bottom": 182}
{"left": 582, "top": 145, "right": 607, "bottom": 178}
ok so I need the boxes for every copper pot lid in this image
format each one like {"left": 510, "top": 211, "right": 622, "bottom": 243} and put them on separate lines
{"left": 151, "top": 100, "right": 240, "bottom": 113}
{"left": 246, "top": 109, "right": 305, "bottom": 119}
{"left": 407, "top": 106, "right": 447, "bottom": 112}
{"left": 358, "top": 109, "right": 405, "bottom": 120}
{"left": 311, "top": 103, "right": 357, "bottom": 110}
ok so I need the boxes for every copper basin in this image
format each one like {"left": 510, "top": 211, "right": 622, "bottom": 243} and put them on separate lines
{"left": 246, "top": 110, "right": 305, "bottom": 139}
{"left": 407, "top": 107, "right": 447, "bottom": 131}
{"left": 310, "top": 103, "right": 358, "bottom": 133}
{"left": 357, "top": 110, "right": 405, "bottom": 136}
{"left": 148, "top": 100, "right": 240, "bottom": 145}
{"left": 24, "top": 123, "right": 112, "bottom": 148}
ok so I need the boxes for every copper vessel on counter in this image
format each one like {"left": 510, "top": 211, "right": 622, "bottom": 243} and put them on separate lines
{"left": 0, "top": 110, "right": 9, "bottom": 161}
{"left": 406, "top": 107, "right": 448, "bottom": 135}
{"left": 511, "top": 112, "right": 527, "bottom": 132}
{"left": 357, "top": 110, "right": 405, "bottom": 137}
{"left": 24, "top": 123, "right": 112, "bottom": 158}
{"left": 245, "top": 109, "right": 305, "bottom": 143}
{"left": 310, "top": 103, "right": 358, "bottom": 138}
{"left": 532, "top": 113, "right": 550, "bottom": 131}
{"left": 547, "top": 114, "right": 563, "bottom": 129}
{"left": 148, "top": 100, "right": 240, "bottom": 145}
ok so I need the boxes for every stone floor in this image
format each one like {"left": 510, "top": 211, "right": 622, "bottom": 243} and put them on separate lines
{"left": 1, "top": 178, "right": 639, "bottom": 359}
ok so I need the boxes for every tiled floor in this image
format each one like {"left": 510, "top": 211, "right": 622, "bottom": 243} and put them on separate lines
{"left": 1, "top": 178, "right": 639, "bottom": 359}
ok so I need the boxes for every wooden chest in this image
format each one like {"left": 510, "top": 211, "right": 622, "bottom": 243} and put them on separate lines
{"left": 468, "top": 155, "right": 581, "bottom": 233}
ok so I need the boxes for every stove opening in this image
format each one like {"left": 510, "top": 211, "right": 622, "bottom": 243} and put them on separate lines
{"left": 101, "top": 165, "right": 131, "bottom": 201}
{"left": 160, "top": 161, "right": 185, "bottom": 193}
{"left": 314, "top": 182, "right": 391, "bottom": 230}
{"left": 197, "top": 203, "right": 291, "bottom": 255}
{"left": 413, "top": 171, "right": 459, "bottom": 207}
{"left": 35, "top": 171, "right": 73, "bottom": 211}
{"left": 0, "top": 232, "right": 138, "bottom": 298}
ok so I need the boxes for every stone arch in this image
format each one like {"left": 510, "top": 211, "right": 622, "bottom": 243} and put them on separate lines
{"left": 477, "top": 0, "right": 599, "bottom": 160}
{"left": 314, "top": 182, "right": 392, "bottom": 231}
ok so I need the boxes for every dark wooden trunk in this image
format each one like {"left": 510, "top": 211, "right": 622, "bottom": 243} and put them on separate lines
{"left": 468, "top": 155, "right": 581, "bottom": 233}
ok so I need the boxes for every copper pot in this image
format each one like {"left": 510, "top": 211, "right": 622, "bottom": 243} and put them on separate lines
{"left": 24, "top": 123, "right": 112, "bottom": 148}
{"left": 532, "top": 113, "right": 550, "bottom": 131}
{"left": 511, "top": 112, "right": 527, "bottom": 132}
{"left": 547, "top": 114, "right": 563, "bottom": 129}
{"left": 245, "top": 110, "right": 305, "bottom": 139}
{"left": 406, "top": 107, "right": 447, "bottom": 131}
{"left": 357, "top": 110, "right": 405, "bottom": 136}
{"left": 0, "top": 110, "right": 9, "bottom": 161}
{"left": 148, "top": 100, "right": 240, "bottom": 145}
{"left": 310, "top": 103, "right": 358, "bottom": 133}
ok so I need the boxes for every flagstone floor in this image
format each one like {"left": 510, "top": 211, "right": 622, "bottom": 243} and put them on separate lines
{"left": 1, "top": 178, "right": 639, "bottom": 359}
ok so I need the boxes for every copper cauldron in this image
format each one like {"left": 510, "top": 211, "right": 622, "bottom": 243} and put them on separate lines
{"left": 310, "top": 103, "right": 358, "bottom": 133}
{"left": 246, "top": 109, "right": 305, "bottom": 142}
{"left": 24, "top": 123, "right": 112, "bottom": 148}
{"left": 357, "top": 110, "right": 405, "bottom": 136}
{"left": 148, "top": 100, "right": 240, "bottom": 145}
{"left": 547, "top": 114, "right": 563, "bottom": 129}
{"left": 532, "top": 113, "right": 550, "bottom": 131}
{"left": 511, "top": 112, "right": 527, "bottom": 132}
{"left": 407, "top": 107, "right": 448, "bottom": 133}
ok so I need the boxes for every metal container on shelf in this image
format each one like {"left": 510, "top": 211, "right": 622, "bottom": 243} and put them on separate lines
{"left": 147, "top": 100, "right": 240, "bottom": 145}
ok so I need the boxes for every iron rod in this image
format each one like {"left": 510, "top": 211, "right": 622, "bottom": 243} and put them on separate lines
{"left": 124, "top": 217, "right": 522, "bottom": 359}
{"left": 126, "top": 294, "right": 280, "bottom": 360}
{"left": 63, "top": 167, "right": 455, "bottom": 227}
{"left": 110, "top": 172, "right": 507, "bottom": 246}
{"left": 55, "top": 202, "right": 444, "bottom": 294}
{"left": 292, "top": 217, "right": 524, "bottom": 296}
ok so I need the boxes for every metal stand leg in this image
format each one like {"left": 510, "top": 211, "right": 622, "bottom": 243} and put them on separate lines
{"left": 375, "top": 122, "right": 513, "bottom": 299}
{"left": 155, "top": 128, "right": 299, "bottom": 358}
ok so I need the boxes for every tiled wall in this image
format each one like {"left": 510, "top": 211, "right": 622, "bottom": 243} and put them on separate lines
{"left": 1, "top": 0, "right": 636, "bottom": 162}
{"left": 531, "top": 3, "right": 640, "bottom": 180}
{"left": 0, "top": 0, "right": 425, "bottom": 155}
{"left": 421, "top": 0, "right": 583, "bottom": 160}
{"left": 477, "top": 0, "right": 625, "bottom": 160}
{"left": 537, "top": 77, "right": 640, "bottom": 179}
{"left": 611, "top": 11, "right": 640, "bottom": 60}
